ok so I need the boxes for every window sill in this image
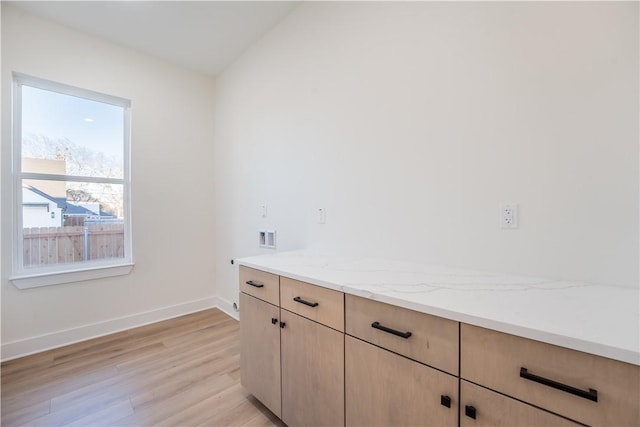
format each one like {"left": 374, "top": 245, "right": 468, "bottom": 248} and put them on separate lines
{"left": 10, "top": 263, "right": 134, "bottom": 289}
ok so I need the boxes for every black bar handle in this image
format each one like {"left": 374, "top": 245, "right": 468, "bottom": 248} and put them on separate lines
{"left": 465, "top": 405, "right": 476, "bottom": 419}
{"left": 293, "top": 296, "right": 319, "bottom": 308}
{"left": 520, "top": 367, "right": 598, "bottom": 402}
{"left": 371, "top": 321, "right": 412, "bottom": 339}
{"left": 245, "top": 280, "right": 264, "bottom": 288}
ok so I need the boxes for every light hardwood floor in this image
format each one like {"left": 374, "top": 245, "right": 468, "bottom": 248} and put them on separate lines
{"left": 1, "top": 308, "right": 285, "bottom": 427}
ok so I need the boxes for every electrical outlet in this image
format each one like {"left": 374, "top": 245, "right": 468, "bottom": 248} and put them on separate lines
{"left": 500, "top": 203, "right": 518, "bottom": 229}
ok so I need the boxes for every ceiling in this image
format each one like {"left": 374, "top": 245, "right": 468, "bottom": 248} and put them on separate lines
{"left": 8, "top": 1, "right": 300, "bottom": 77}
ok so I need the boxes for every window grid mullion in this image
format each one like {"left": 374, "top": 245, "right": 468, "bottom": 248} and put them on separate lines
{"left": 19, "top": 172, "right": 124, "bottom": 185}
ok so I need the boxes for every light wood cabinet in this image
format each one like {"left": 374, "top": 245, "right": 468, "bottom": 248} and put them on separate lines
{"left": 240, "top": 266, "right": 344, "bottom": 426}
{"left": 346, "top": 335, "right": 457, "bottom": 427}
{"left": 345, "top": 295, "right": 459, "bottom": 426}
{"left": 280, "top": 277, "right": 344, "bottom": 331}
{"left": 461, "top": 323, "right": 640, "bottom": 426}
{"left": 346, "top": 294, "right": 459, "bottom": 375}
{"left": 459, "top": 380, "right": 581, "bottom": 427}
{"left": 240, "top": 264, "right": 639, "bottom": 427}
{"left": 239, "top": 266, "right": 280, "bottom": 305}
{"left": 281, "top": 309, "right": 344, "bottom": 427}
{"left": 239, "top": 292, "right": 281, "bottom": 418}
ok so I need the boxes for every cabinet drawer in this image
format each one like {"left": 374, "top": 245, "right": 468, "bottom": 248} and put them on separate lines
{"left": 345, "top": 294, "right": 459, "bottom": 375}
{"left": 280, "top": 277, "right": 344, "bottom": 331}
{"left": 461, "top": 324, "right": 640, "bottom": 427}
{"left": 460, "top": 380, "right": 580, "bottom": 427}
{"left": 239, "top": 266, "right": 279, "bottom": 306}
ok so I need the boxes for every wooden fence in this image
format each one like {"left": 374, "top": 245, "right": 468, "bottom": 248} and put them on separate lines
{"left": 23, "top": 224, "right": 125, "bottom": 267}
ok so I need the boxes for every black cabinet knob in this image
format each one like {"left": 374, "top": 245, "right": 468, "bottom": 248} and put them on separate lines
{"left": 440, "top": 395, "right": 451, "bottom": 408}
{"left": 271, "top": 318, "right": 278, "bottom": 325}
{"left": 280, "top": 322, "right": 286, "bottom": 328}
{"left": 465, "top": 405, "right": 477, "bottom": 419}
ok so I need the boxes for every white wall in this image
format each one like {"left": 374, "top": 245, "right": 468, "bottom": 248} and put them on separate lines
{"left": 213, "top": 1, "right": 639, "bottom": 308}
{"left": 1, "top": 5, "right": 217, "bottom": 358}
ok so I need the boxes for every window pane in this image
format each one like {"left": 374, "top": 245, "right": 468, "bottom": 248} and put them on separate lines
{"left": 22, "top": 179, "right": 125, "bottom": 268}
{"left": 21, "top": 85, "right": 124, "bottom": 179}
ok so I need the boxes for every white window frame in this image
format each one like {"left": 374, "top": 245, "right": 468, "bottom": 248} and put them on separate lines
{"left": 10, "top": 73, "right": 133, "bottom": 289}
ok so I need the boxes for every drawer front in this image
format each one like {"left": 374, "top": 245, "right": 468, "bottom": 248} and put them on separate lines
{"left": 346, "top": 335, "right": 458, "bottom": 427}
{"left": 345, "top": 294, "right": 459, "bottom": 375}
{"left": 461, "top": 324, "right": 640, "bottom": 427}
{"left": 280, "top": 277, "right": 344, "bottom": 331}
{"left": 460, "top": 380, "right": 580, "bottom": 427}
{"left": 239, "top": 266, "right": 279, "bottom": 305}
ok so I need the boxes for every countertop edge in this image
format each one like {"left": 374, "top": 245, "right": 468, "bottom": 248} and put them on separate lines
{"left": 237, "top": 258, "right": 640, "bottom": 366}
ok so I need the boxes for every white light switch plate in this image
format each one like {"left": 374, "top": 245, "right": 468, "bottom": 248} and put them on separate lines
{"left": 317, "top": 208, "right": 326, "bottom": 224}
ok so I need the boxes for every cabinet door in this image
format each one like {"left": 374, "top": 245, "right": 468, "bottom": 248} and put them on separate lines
{"left": 460, "top": 380, "right": 581, "bottom": 427}
{"left": 281, "top": 309, "right": 344, "bottom": 427}
{"left": 346, "top": 335, "right": 458, "bottom": 427}
{"left": 240, "top": 292, "right": 281, "bottom": 418}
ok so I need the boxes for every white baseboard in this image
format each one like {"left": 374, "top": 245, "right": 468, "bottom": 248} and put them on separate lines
{"left": 1, "top": 296, "right": 219, "bottom": 362}
{"left": 214, "top": 295, "right": 240, "bottom": 321}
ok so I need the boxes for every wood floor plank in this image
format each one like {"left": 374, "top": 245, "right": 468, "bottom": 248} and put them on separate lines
{"left": 0, "top": 398, "right": 50, "bottom": 427}
{"left": 128, "top": 353, "right": 240, "bottom": 409}
{"left": 2, "top": 341, "right": 165, "bottom": 397}
{"left": 200, "top": 391, "right": 277, "bottom": 427}
{"left": 5, "top": 313, "right": 234, "bottom": 404}
{"left": 32, "top": 388, "right": 129, "bottom": 427}
{"left": 1, "top": 308, "right": 280, "bottom": 427}
{"left": 158, "top": 380, "right": 247, "bottom": 426}
{"left": 113, "top": 374, "right": 239, "bottom": 426}
{"left": 1, "top": 365, "right": 120, "bottom": 416}
{"left": 115, "top": 328, "right": 237, "bottom": 374}
{"left": 129, "top": 375, "right": 242, "bottom": 426}
{"left": 241, "top": 395, "right": 285, "bottom": 427}
{"left": 161, "top": 317, "right": 237, "bottom": 348}
{"left": 49, "top": 337, "right": 236, "bottom": 412}
{"left": 64, "top": 398, "right": 135, "bottom": 427}
{"left": 0, "top": 352, "right": 55, "bottom": 377}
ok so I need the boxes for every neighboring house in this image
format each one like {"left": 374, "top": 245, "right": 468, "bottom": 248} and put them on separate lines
{"left": 22, "top": 185, "right": 114, "bottom": 228}
{"left": 22, "top": 186, "right": 63, "bottom": 228}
